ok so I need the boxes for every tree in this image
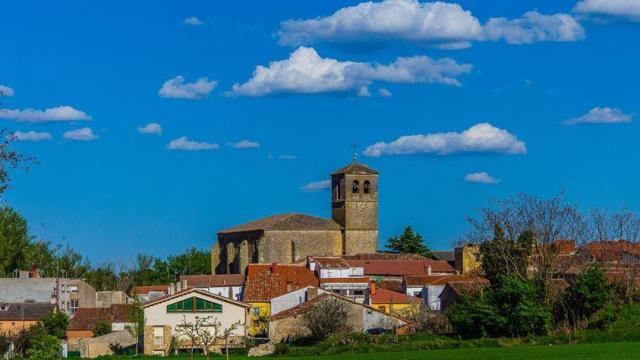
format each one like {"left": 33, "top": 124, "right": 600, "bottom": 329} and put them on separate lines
{"left": 0, "top": 207, "right": 32, "bottom": 276}
{"left": 386, "top": 226, "right": 433, "bottom": 258}
{"left": 40, "top": 310, "right": 70, "bottom": 339}
{"left": 0, "top": 129, "right": 36, "bottom": 195}
{"left": 300, "top": 297, "right": 350, "bottom": 341}
{"left": 176, "top": 315, "right": 240, "bottom": 360}
{"left": 125, "top": 297, "right": 145, "bottom": 355}
{"left": 176, "top": 316, "right": 201, "bottom": 358}
{"left": 93, "top": 320, "right": 112, "bottom": 337}
{"left": 565, "top": 265, "right": 612, "bottom": 326}
{"left": 25, "top": 333, "right": 60, "bottom": 360}
{"left": 480, "top": 225, "right": 533, "bottom": 285}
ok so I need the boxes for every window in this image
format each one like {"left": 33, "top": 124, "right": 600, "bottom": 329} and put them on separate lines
{"left": 352, "top": 180, "right": 360, "bottom": 194}
{"left": 353, "top": 290, "right": 364, "bottom": 296}
{"left": 363, "top": 180, "right": 371, "bottom": 194}
{"left": 70, "top": 300, "right": 79, "bottom": 315}
{"left": 413, "top": 291, "right": 422, "bottom": 297}
{"left": 166, "top": 297, "right": 222, "bottom": 313}
{"left": 252, "top": 307, "right": 260, "bottom": 316}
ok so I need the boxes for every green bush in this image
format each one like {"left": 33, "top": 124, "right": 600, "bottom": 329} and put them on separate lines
{"left": 26, "top": 333, "right": 60, "bottom": 360}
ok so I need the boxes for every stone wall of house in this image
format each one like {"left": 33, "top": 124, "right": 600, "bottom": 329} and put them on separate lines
{"left": 143, "top": 325, "right": 172, "bottom": 356}
{"left": 344, "top": 230, "right": 378, "bottom": 256}
{"left": 269, "top": 316, "right": 310, "bottom": 343}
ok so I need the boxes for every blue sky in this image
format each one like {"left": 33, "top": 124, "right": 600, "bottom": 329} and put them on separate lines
{"left": 2, "top": 0, "right": 639, "bottom": 264}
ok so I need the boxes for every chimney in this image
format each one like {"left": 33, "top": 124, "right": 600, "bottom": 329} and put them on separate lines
{"left": 427, "top": 265, "right": 432, "bottom": 276}
{"left": 307, "top": 287, "right": 318, "bottom": 299}
{"left": 370, "top": 282, "right": 377, "bottom": 296}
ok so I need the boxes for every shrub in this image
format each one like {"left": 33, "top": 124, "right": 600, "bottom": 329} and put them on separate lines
{"left": 26, "top": 333, "right": 60, "bottom": 360}
{"left": 566, "top": 265, "right": 612, "bottom": 324}
{"left": 93, "top": 320, "right": 112, "bottom": 337}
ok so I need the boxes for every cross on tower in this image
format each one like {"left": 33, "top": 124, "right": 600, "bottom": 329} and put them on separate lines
{"left": 351, "top": 144, "right": 358, "bottom": 162}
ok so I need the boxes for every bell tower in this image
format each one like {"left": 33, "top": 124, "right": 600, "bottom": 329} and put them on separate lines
{"left": 331, "top": 162, "right": 379, "bottom": 255}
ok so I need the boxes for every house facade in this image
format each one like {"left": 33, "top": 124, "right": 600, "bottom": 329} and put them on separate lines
{"left": 142, "top": 288, "right": 249, "bottom": 356}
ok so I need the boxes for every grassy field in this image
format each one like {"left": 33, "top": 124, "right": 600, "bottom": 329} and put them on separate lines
{"left": 115, "top": 342, "right": 639, "bottom": 359}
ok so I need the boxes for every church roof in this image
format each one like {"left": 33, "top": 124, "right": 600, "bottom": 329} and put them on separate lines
{"left": 331, "top": 162, "right": 379, "bottom": 175}
{"left": 218, "top": 213, "right": 341, "bottom": 234}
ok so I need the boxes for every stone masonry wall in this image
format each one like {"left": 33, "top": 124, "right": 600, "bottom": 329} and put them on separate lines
{"left": 344, "top": 230, "right": 378, "bottom": 256}
{"left": 260, "top": 230, "right": 343, "bottom": 263}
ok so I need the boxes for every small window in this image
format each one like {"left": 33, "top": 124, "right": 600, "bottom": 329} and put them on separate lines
{"left": 252, "top": 307, "right": 260, "bottom": 316}
{"left": 363, "top": 180, "right": 371, "bottom": 194}
{"left": 353, "top": 290, "right": 364, "bottom": 296}
{"left": 352, "top": 180, "right": 360, "bottom": 194}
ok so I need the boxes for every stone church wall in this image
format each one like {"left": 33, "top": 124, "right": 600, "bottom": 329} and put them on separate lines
{"left": 344, "top": 230, "right": 378, "bottom": 256}
{"left": 259, "top": 230, "right": 343, "bottom": 263}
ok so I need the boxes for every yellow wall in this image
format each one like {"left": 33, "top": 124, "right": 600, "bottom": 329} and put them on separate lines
{"left": 248, "top": 302, "right": 270, "bottom": 336}
{"left": 0, "top": 320, "right": 39, "bottom": 335}
{"left": 371, "top": 302, "right": 414, "bottom": 316}
{"left": 455, "top": 245, "right": 481, "bottom": 274}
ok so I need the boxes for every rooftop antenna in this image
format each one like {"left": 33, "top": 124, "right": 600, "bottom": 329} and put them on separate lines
{"left": 351, "top": 144, "right": 358, "bottom": 163}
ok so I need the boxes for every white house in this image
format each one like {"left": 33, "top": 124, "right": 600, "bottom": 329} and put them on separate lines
{"left": 403, "top": 275, "right": 474, "bottom": 311}
{"left": 179, "top": 274, "right": 244, "bottom": 301}
{"left": 307, "top": 257, "right": 369, "bottom": 303}
{"left": 142, "top": 288, "right": 249, "bottom": 356}
{"left": 270, "top": 286, "right": 328, "bottom": 316}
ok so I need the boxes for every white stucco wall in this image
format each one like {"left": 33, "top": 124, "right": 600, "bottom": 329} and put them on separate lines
{"left": 270, "top": 287, "right": 328, "bottom": 316}
{"left": 144, "top": 292, "right": 248, "bottom": 337}
{"left": 361, "top": 307, "right": 406, "bottom": 330}
{"left": 424, "top": 285, "right": 445, "bottom": 311}
{"left": 404, "top": 286, "right": 424, "bottom": 298}
{"left": 195, "top": 286, "right": 243, "bottom": 301}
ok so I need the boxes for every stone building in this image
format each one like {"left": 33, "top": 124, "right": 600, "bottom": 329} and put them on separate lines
{"left": 212, "top": 162, "right": 379, "bottom": 274}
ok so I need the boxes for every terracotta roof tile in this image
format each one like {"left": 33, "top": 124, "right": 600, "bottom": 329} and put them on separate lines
{"left": 219, "top": 214, "right": 341, "bottom": 234}
{"left": 67, "top": 304, "right": 133, "bottom": 331}
{"left": 180, "top": 274, "right": 244, "bottom": 287}
{"left": 405, "top": 275, "right": 485, "bottom": 286}
{"left": 130, "top": 285, "right": 170, "bottom": 295}
{"left": 370, "top": 288, "right": 420, "bottom": 305}
{"left": 243, "top": 264, "right": 319, "bottom": 302}
{"left": 331, "top": 162, "right": 379, "bottom": 175}
{"left": 343, "top": 253, "right": 428, "bottom": 261}
{"left": 311, "top": 257, "right": 352, "bottom": 269}
{"left": 346, "top": 259, "right": 455, "bottom": 276}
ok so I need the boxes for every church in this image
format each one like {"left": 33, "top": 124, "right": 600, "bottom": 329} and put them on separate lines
{"left": 212, "top": 162, "right": 379, "bottom": 274}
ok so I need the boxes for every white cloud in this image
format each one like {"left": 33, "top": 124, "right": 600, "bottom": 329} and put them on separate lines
{"left": 379, "top": 88, "right": 392, "bottom": 97}
{"left": 301, "top": 179, "right": 331, "bottom": 192}
{"left": 137, "top": 123, "right": 162, "bottom": 135}
{"left": 278, "top": 0, "right": 583, "bottom": 48}
{"left": 278, "top": 0, "right": 483, "bottom": 48}
{"left": 231, "top": 140, "right": 260, "bottom": 149}
{"left": 167, "top": 137, "right": 219, "bottom": 151}
{"left": 575, "top": 0, "right": 640, "bottom": 20}
{"left": 10, "top": 131, "right": 52, "bottom": 142}
{"left": 0, "top": 106, "right": 91, "bottom": 123}
{"left": 484, "top": 11, "right": 584, "bottom": 44}
{"left": 63, "top": 127, "right": 97, "bottom": 141}
{"left": 159, "top": 76, "right": 217, "bottom": 99}
{"left": 363, "top": 123, "right": 526, "bottom": 157}
{"left": 0, "top": 85, "right": 15, "bottom": 97}
{"left": 358, "top": 87, "right": 372, "bottom": 97}
{"left": 184, "top": 16, "right": 204, "bottom": 25}
{"left": 228, "top": 47, "right": 471, "bottom": 96}
{"left": 465, "top": 172, "right": 500, "bottom": 184}
{"left": 564, "top": 107, "right": 632, "bottom": 125}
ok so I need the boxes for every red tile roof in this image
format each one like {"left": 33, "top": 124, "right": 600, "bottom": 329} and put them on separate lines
{"left": 180, "top": 274, "right": 244, "bottom": 287}
{"left": 370, "top": 288, "right": 420, "bottom": 305}
{"left": 130, "top": 285, "right": 170, "bottom": 295}
{"left": 311, "top": 257, "right": 352, "bottom": 269}
{"left": 405, "top": 275, "right": 484, "bottom": 286}
{"left": 552, "top": 240, "right": 577, "bottom": 255}
{"left": 343, "top": 253, "right": 428, "bottom": 261}
{"left": 346, "top": 259, "right": 455, "bottom": 276}
{"left": 243, "top": 264, "right": 319, "bottom": 302}
{"left": 580, "top": 240, "right": 640, "bottom": 262}
{"left": 318, "top": 277, "right": 370, "bottom": 284}
{"left": 219, "top": 213, "right": 341, "bottom": 234}
{"left": 67, "top": 304, "right": 133, "bottom": 331}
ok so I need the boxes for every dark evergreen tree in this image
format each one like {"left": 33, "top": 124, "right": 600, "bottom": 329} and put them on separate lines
{"left": 386, "top": 226, "right": 433, "bottom": 258}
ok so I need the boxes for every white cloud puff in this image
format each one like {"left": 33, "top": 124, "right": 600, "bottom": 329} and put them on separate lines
{"left": 575, "top": 0, "right": 640, "bottom": 20}
{"left": 564, "top": 107, "right": 632, "bottom": 125}
{"left": 0, "top": 106, "right": 91, "bottom": 123}
{"left": 137, "top": 123, "right": 162, "bottom": 135}
{"left": 231, "top": 140, "right": 260, "bottom": 149}
{"left": 63, "top": 127, "right": 97, "bottom": 141}
{"left": 184, "top": 16, "right": 204, "bottom": 26}
{"left": 167, "top": 137, "right": 219, "bottom": 151}
{"left": 10, "top": 131, "right": 52, "bottom": 142}
{"left": 379, "top": 88, "right": 392, "bottom": 97}
{"left": 159, "top": 76, "right": 217, "bottom": 99}
{"left": 278, "top": 0, "right": 583, "bottom": 48}
{"left": 363, "top": 123, "right": 526, "bottom": 157}
{"left": 483, "top": 11, "right": 585, "bottom": 44}
{"left": 0, "top": 85, "right": 15, "bottom": 97}
{"left": 229, "top": 47, "right": 471, "bottom": 96}
{"left": 301, "top": 179, "right": 331, "bottom": 192}
{"left": 465, "top": 172, "right": 500, "bottom": 184}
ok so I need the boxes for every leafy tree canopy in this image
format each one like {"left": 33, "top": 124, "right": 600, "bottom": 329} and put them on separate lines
{"left": 386, "top": 226, "right": 433, "bottom": 258}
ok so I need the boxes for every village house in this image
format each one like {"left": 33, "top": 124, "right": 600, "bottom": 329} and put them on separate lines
{"left": 131, "top": 285, "right": 170, "bottom": 303}
{"left": 180, "top": 274, "right": 244, "bottom": 301}
{"left": 212, "top": 162, "right": 380, "bottom": 275}
{"left": 403, "top": 275, "right": 485, "bottom": 311}
{"left": 242, "top": 263, "right": 318, "bottom": 335}
{"left": 439, "top": 280, "right": 489, "bottom": 312}
{"left": 268, "top": 292, "right": 408, "bottom": 342}
{"left": 142, "top": 288, "right": 249, "bottom": 356}
{"left": 454, "top": 245, "right": 482, "bottom": 274}
{"left": 368, "top": 283, "right": 420, "bottom": 315}
{"left": 308, "top": 257, "right": 370, "bottom": 302}
{"left": 66, "top": 304, "right": 134, "bottom": 350}
{"left": 0, "top": 303, "right": 54, "bottom": 335}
